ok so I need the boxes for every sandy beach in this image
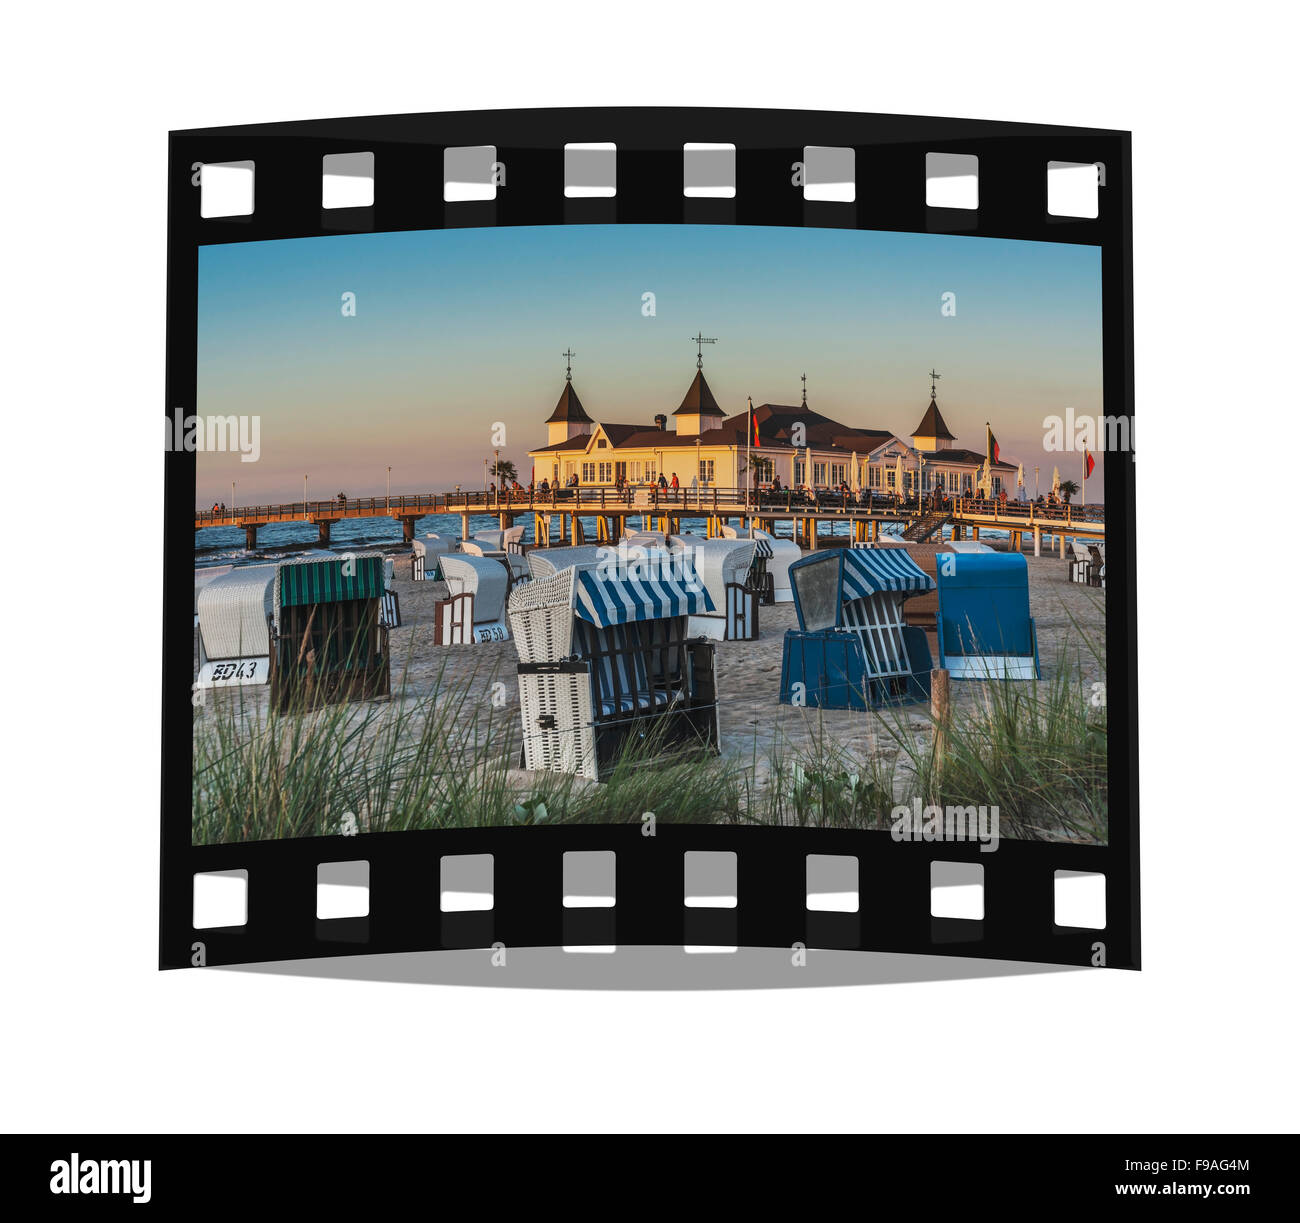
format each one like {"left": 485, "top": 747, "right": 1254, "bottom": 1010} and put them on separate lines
{"left": 194, "top": 542, "right": 1106, "bottom": 843}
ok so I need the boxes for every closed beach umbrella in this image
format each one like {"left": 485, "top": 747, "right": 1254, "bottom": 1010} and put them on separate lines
{"left": 805, "top": 446, "right": 813, "bottom": 488}
{"left": 1051, "top": 465, "right": 1061, "bottom": 498}
{"left": 894, "top": 454, "right": 905, "bottom": 498}
{"left": 1017, "top": 462, "right": 1025, "bottom": 501}
{"left": 850, "top": 451, "right": 860, "bottom": 492}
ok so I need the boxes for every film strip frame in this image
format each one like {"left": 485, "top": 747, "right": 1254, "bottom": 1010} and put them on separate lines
{"left": 163, "top": 107, "right": 1137, "bottom": 971}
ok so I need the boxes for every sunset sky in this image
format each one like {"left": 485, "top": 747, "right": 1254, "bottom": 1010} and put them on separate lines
{"left": 195, "top": 224, "right": 1103, "bottom": 503}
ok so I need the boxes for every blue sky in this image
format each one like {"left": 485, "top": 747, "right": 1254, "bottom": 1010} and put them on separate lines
{"left": 196, "top": 224, "right": 1103, "bottom": 501}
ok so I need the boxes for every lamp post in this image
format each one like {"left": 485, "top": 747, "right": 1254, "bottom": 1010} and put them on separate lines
{"left": 695, "top": 437, "right": 702, "bottom": 511}
{"left": 230, "top": 481, "right": 235, "bottom": 521}
{"left": 386, "top": 465, "right": 391, "bottom": 511}
{"left": 303, "top": 475, "right": 308, "bottom": 520}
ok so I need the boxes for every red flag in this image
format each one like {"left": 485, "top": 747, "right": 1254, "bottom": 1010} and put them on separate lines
{"left": 1084, "top": 450, "right": 1095, "bottom": 478}
{"left": 751, "top": 403, "right": 761, "bottom": 447}
{"left": 986, "top": 423, "right": 1000, "bottom": 465}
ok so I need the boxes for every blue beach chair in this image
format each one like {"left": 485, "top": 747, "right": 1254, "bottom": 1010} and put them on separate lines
{"left": 934, "top": 552, "right": 1041, "bottom": 680}
{"left": 779, "top": 548, "right": 935, "bottom": 710}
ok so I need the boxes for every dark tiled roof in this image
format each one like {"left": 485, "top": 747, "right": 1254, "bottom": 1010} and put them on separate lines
{"left": 530, "top": 435, "right": 590, "bottom": 453}
{"left": 545, "top": 381, "right": 592, "bottom": 425}
{"left": 672, "top": 370, "right": 723, "bottom": 417}
{"left": 921, "top": 447, "right": 1016, "bottom": 470}
{"left": 910, "top": 393, "right": 956, "bottom": 441}
{"left": 598, "top": 422, "right": 659, "bottom": 446}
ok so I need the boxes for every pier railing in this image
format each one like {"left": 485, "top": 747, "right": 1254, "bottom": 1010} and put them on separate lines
{"left": 196, "top": 487, "right": 1104, "bottom": 527}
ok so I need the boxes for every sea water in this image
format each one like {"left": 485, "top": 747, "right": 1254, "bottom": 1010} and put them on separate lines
{"left": 194, "top": 511, "right": 1044, "bottom": 570}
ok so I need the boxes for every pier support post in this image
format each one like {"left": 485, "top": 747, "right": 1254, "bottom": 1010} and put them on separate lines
{"left": 400, "top": 517, "right": 415, "bottom": 543}
{"left": 1033, "top": 527, "right": 1041, "bottom": 557}
{"left": 244, "top": 523, "right": 258, "bottom": 550}
{"left": 461, "top": 511, "right": 470, "bottom": 542}
{"left": 317, "top": 521, "right": 333, "bottom": 546}
{"left": 971, "top": 525, "right": 980, "bottom": 541}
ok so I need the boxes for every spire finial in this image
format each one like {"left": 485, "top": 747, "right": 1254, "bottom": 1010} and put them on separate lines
{"left": 929, "top": 368, "right": 941, "bottom": 399}
{"left": 801, "top": 372, "right": 807, "bottom": 407}
{"left": 562, "top": 348, "right": 576, "bottom": 382}
{"left": 691, "top": 331, "right": 717, "bottom": 370}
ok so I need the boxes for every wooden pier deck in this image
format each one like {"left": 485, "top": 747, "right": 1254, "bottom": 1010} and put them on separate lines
{"left": 195, "top": 488, "right": 1104, "bottom": 556}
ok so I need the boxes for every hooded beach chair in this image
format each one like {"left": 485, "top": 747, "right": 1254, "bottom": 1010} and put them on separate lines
{"left": 411, "top": 534, "right": 454, "bottom": 581}
{"left": 195, "top": 564, "right": 276, "bottom": 687}
{"left": 509, "top": 565, "right": 718, "bottom": 780}
{"left": 779, "top": 548, "right": 935, "bottom": 709}
{"left": 934, "top": 552, "right": 1041, "bottom": 680}
{"left": 435, "top": 553, "right": 511, "bottom": 643}
{"left": 268, "top": 554, "right": 391, "bottom": 708}
{"left": 677, "top": 538, "right": 759, "bottom": 640}
{"left": 720, "top": 525, "right": 795, "bottom": 603}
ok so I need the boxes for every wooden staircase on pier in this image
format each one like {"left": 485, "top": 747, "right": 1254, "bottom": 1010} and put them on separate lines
{"left": 902, "top": 510, "right": 951, "bottom": 543}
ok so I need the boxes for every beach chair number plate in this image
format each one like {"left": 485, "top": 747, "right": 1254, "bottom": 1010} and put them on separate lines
{"left": 166, "top": 107, "right": 1137, "bottom": 976}
{"left": 197, "top": 659, "right": 269, "bottom": 688}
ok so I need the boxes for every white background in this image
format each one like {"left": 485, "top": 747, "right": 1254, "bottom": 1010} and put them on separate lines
{"left": 2, "top": 1, "right": 1295, "bottom": 1133}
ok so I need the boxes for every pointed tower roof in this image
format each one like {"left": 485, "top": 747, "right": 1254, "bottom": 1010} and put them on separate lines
{"left": 911, "top": 389, "right": 956, "bottom": 441}
{"left": 546, "top": 349, "right": 592, "bottom": 424}
{"left": 546, "top": 381, "right": 592, "bottom": 424}
{"left": 672, "top": 369, "right": 723, "bottom": 418}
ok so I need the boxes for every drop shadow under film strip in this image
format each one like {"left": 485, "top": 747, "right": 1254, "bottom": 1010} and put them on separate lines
{"left": 164, "top": 107, "right": 1137, "bottom": 972}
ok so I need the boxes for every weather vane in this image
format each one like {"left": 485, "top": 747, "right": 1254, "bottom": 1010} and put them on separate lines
{"left": 929, "top": 368, "right": 942, "bottom": 397}
{"left": 691, "top": 332, "right": 717, "bottom": 369}
{"left": 562, "top": 347, "right": 576, "bottom": 382}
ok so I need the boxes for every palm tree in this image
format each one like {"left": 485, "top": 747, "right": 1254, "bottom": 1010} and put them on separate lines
{"left": 1058, "top": 478, "right": 1080, "bottom": 504}
{"left": 490, "top": 458, "right": 518, "bottom": 485}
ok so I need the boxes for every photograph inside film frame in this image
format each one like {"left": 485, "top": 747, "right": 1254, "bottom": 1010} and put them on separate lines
{"left": 190, "top": 223, "right": 1108, "bottom": 849}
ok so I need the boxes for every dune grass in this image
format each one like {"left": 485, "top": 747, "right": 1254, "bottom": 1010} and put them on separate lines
{"left": 194, "top": 603, "right": 1106, "bottom": 844}
{"left": 192, "top": 655, "right": 738, "bottom": 845}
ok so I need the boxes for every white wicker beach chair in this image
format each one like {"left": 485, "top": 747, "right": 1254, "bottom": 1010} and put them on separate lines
{"left": 411, "top": 534, "right": 454, "bottom": 581}
{"left": 719, "top": 525, "right": 797, "bottom": 603}
{"left": 436, "top": 553, "right": 510, "bottom": 643}
{"left": 195, "top": 565, "right": 277, "bottom": 686}
{"left": 508, "top": 567, "right": 719, "bottom": 780}
{"left": 681, "top": 539, "right": 759, "bottom": 640}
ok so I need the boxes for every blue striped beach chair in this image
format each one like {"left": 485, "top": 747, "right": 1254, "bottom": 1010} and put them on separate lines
{"left": 779, "top": 547, "right": 935, "bottom": 710}
{"left": 510, "top": 566, "right": 719, "bottom": 779}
